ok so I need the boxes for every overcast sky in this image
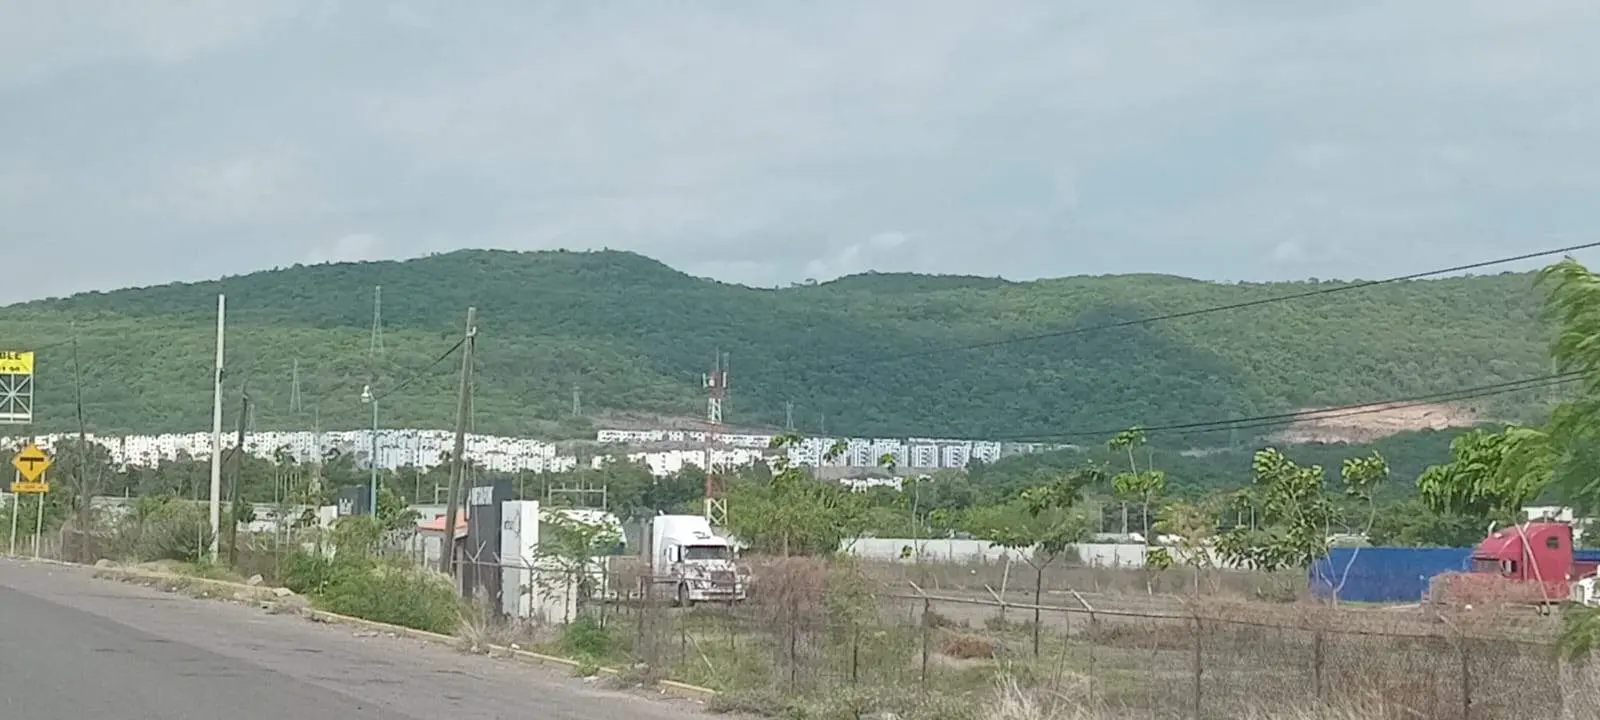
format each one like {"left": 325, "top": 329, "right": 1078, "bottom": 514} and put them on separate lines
{"left": 3, "top": 0, "right": 1599, "bottom": 304}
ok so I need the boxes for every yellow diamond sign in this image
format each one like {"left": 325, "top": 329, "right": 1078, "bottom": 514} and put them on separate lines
{"left": 11, "top": 443, "right": 51, "bottom": 482}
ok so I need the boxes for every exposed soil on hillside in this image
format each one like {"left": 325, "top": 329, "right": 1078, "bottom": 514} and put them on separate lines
{"left": 1271, "top": 402, "right": 1481, "bottom": 444}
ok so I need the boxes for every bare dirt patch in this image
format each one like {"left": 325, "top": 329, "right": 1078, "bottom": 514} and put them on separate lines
{"left": 1271, "top": 401, "right": 1480, "bottom": 443}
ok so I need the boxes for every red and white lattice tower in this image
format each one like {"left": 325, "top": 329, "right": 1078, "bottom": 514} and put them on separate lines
{"left": 702, "top": 350, "right": 729, "bottom": 526}
{"left": 703, "top": 351, "right": 727, "bottom": 425}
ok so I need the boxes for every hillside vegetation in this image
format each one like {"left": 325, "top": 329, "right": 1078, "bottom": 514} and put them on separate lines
{"left": 0, "top": 249, "right": 1559, "bottom": 440}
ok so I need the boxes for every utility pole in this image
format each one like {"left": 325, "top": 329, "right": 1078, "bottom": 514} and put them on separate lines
{"left": 309, "top": 406, "right": 322, "bottom": 499}
{"left": 365, "top": 285, "right": 384, "bottom": 515}
{"left": 440, "top": 307, "right": 477, "bottom": 575}
{"left": 571, "top": 384, "right": 581, "bottom": 417}
{"left": 207, "top": 294, "right": 226, "bottom": 562}
{"left": 71, "top": 329, "right": 97, "bottom": 561}
{"left": 362, "top": 385, "right": 378, "bottom": 514}
{"left": 226, "top": 387, "right": 249, "bottom": 568}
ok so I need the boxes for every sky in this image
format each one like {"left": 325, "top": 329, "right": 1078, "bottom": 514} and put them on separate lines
{"left": 3, "top": 0, "right": 1600, "bottom": 304}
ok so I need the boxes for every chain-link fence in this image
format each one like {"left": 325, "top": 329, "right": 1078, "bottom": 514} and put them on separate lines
{"left": 451, "top": 554, "right": 1583, "bottom": 720}
{"left": 8, "top": 514, "right": 1589, "bottom": 720}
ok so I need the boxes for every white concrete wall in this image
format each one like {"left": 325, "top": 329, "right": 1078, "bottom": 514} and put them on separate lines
{"left": 841, "top": 538, "right": 1225, "bottom": 569}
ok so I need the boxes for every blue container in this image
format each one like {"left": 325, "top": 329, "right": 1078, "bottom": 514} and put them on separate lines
{"left": 1309, "top": 547, "right": 1473, "bottom": 603}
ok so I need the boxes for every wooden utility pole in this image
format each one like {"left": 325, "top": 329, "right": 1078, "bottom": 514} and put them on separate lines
{"left": 70, "top": 330, "right": 98, "bottom": 562}
{"left": 226, "top": 387, "right": 249, "bottom": 568}
{"left": 439, "top": 307, "right": 477, "bottom": 575}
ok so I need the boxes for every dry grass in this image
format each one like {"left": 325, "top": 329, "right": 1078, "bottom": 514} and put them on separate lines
{"left": 677, "top": 557, "right": 1575, "bottom": 719}
{"left": 942, "top": 632, "right": 1002, "bottom": 660}
{"left": 862, "top": 558, "right": 1307, "bottom": 602}
{"left": 456, "top": 595, "right": 556, "bottom": 654}
{"left": 982, "top": 674, "right": 1403, "bottom": 720}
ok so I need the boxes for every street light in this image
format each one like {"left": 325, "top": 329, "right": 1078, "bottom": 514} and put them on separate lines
{"left": 361, "top": 384, "right": 378, "bottom": 516}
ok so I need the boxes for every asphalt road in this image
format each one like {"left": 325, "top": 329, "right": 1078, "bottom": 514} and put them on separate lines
{"left": 0, "top": 558, "right": 720, "bottom": 720}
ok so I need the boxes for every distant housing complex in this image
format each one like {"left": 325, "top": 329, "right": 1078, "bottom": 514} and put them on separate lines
{"left": 0, "top": 428, "right": 1067, "bottom": 477}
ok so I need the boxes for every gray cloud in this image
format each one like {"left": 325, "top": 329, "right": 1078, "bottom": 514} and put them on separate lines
{"left": 3, "top": 0, "right": 1600, "bottom": 303}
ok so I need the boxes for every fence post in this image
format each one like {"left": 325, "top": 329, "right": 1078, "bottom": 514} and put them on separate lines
{"left": 1313, "top": 629, "right": 1324, "bottom": 700}
{"left": 851, "top": 620, "right": 860, "bottom": 685}
{"left": 726, "top": 599, "right": 736, "bottom": 663}
{"left": 636, "top": 576, "right": 651, "bottom": 667}
{"left": 1191, "top": 615, "right": 1203, "bottom": 720}
{"left": 789, "top": 600, "right": 800, "bottom": 689}
{"left": 921, "top": 595, "right": 931, "bottom": 685}
{"left": 1460, "top": 638, "right": 1472, "bottom": 720}
{"left": 1032, "top": 605, "right": 1042, "bottom": 657}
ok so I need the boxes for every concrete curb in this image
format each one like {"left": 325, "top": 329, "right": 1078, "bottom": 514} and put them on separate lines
{"left": 59, "top": 558, "right": 720, "bottom": 702}
{"left": 5, "top": 556, "right": 281, "bottom": 602}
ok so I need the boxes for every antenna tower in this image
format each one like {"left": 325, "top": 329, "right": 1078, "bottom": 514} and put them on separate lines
{"left": 702, "top": 350, "right": 729, "bottom": 527}
{"left": 369, "top": 285, "right": 384, "bottom": 358}
{"left": 289, "top": 359, "right": 304, "bottom": 414}
{"left": 703, "top": 350, "right": 727, "bottom": 425}
{"left": 571, "top": 384, "right": 582, "bottom": 417}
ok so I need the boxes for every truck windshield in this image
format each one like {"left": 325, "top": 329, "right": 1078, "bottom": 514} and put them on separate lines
{"left": 683, "top": 545, "right": 730, "bottom": 561}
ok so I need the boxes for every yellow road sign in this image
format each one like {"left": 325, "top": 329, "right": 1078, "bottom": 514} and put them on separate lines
{"left": 11, "top": 444, "right": 51, "bottom": 482}
{"left": 0, "top": 351, "right": 33, "bottom": 375}
{"left": 9, "top": 481, "right": 47, "bottom": 493}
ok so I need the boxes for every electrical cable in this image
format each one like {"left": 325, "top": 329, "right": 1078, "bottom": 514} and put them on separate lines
{"left": 981, "top": 372, "right": 1583, "bottom": 443}
{"left": 299, "top": 337, "right": 465, "bottom": 412}
{"left": 370, "top": 338, "right": 465, "bottom": 404}
{"left": 825, "top": 240, "right": 1600, "bottom": 368}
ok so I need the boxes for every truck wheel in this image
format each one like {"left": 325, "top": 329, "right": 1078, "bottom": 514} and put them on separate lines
{"left": 677, "top": 583, "right": 693, "bottom": 609}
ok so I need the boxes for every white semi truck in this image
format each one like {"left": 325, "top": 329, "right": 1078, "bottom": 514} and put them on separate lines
{"left": 648, "top": 514, "right": 747, "bottom": 605}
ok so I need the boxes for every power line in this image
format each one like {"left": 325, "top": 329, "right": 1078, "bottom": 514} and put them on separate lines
{"left": 985, "top": 372, "right": 1581, "bottom": 443}
{"left": 371, "top": 339, "right": 465, "bottom": 404}
{"left": 830, "top": 240, "right": 1600, "bottom": 368}
{"left": 302, "top": 337, "right": 465, "bottom": 411}
{"left": 1179, "top": 377, "right": 1577, "bottom": 437}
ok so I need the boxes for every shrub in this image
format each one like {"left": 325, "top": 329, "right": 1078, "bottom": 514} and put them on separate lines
{"left": 318, "top": 562, "right": 462, "bottom": 635}
{"left": 559, "top": 615, "right": 615, "bottom": 659}
{"left": 134, "top": 500, "right": 213, "bottom": 563}
{"left": 279, "top": 550, "right": 338, "bottom": 595}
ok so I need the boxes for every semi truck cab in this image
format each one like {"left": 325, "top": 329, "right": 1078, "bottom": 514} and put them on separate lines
{"left": 1466, "top": 520, "right": 1600, "bottom": 603}
{"left": 648, "top": 514, "right": 747, "bottom": 606}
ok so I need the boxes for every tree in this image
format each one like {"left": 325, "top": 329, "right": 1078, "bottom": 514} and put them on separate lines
{"left": 1535, "top": 258, "right": 1600, "bottom": 657}
{"left": 967, "top": 466, "right": 1098, "bottom": 655}
{"left": 1107, "top": 427, "right": 1148, "bottom": 535}
{"left": 1215, "top": 448, "right": 1339, "bottom": 572}
{"left": 1533, "top": 257, "right": 1600, "bottom": 516}
{"left": 1324, "top": 451, "right": 1389, "bottom": 602}
{"left": 1111, "top": 465, "right": 1166, "bottom": 592}
{"left": 1153, "top": 495, "right": 1225, "bottom": 593}
{"left": 1367, "top": 497, "right": 1496, "bottom": 547}
{"left": 1416, "top": 426, "right": 1551, "bottom": 518}
{"left": 533, "top": 510, "right": 624, "bottom": 617}
{"left": 725, "top": 433, "right": 865, "bottom": 556}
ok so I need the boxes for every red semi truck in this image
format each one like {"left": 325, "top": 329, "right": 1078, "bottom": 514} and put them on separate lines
{"left": 1429, "top": 519, "right": 1600, "bottom": 608}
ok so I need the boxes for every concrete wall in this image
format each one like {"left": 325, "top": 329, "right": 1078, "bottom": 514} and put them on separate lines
{"left": 841, "top": 538, "right": 1230, "bottom": 569}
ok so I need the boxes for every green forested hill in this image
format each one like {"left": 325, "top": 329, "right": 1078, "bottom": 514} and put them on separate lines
{"left": 0, "top": 249, "right": 1558, "bottom": 440}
